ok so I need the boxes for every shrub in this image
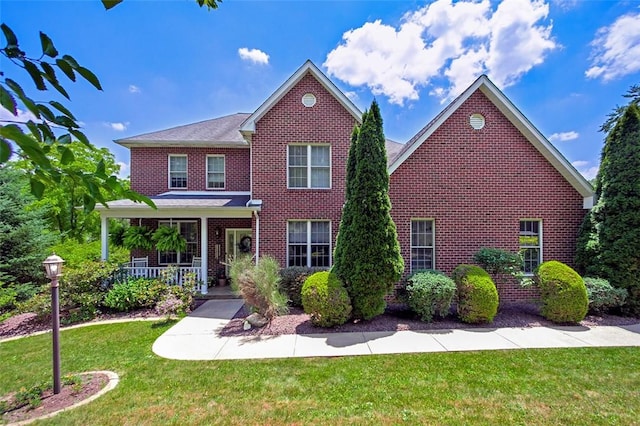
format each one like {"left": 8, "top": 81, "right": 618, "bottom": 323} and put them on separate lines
{"left": 405, "top": 270, "right": 456, "bottom": 322}
{"left": 583, "top": 277, "right": 627, "bottom": 313}
{"left": 103, "top": 278, "right": 165, "bottom": 312}
{"left": 155, "top": 288, "right": 192, "bottom": 318}
{"left": 48, "top": 240, "right": 129, "bottom": 269}
{"left": 17, "top": 292, "right": 51, "bottom": 320}
{"left": 279, "top": 266, "right": 327, "bottom": 307}
{"left": 535, "top": 261, "right": 588, "bottom": 323}
{"left": 59, "top": 261, "right": 120, "bottom": 319}
{"left": 229, "top": 255, "right": 289, "bottom": 320}
{"left": 473, "top": 247, "right": 524, "bottom": 277}
{"left": 452, "top": 264, "right": 499, "bottom": 324}
{"left": 301, "top": 271, "right": 352, "bottom": 327}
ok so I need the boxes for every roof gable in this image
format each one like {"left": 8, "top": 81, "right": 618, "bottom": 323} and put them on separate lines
{"left": 239, "top": 60, "right": 362, "bottom": 134}
{"left": 389, "top": 75, "right": 594, "bottom": 208}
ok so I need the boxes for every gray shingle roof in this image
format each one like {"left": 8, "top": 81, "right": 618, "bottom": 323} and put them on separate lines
{"left": 116, "top": 113, "right": 251, "bottom": 147}
{"left": 385, "top": 139, "right": 404, "bottom": 165}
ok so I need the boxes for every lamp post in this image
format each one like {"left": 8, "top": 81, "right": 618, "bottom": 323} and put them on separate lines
{"left": 43, "top": 254, "right": 64, "bottom": 394}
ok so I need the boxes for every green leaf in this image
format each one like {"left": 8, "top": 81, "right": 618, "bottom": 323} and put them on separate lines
{"left": 41, "top": 62, "right": 69, "bottom": 99}
{"left": 0, "top": 139, "right": 12, "bottom": 163}
{"left": 61, "top": 54, "right": 79, "bottom": 68}
{"left": 70, "top": 129, "right": 91, "bottom": 147}
{"left": 56, "top": 58, "right": 76, "bottom": 82}
{"left": 96, "top": 159, "right": 106, "bottom": 177}
{"left": 83, "top": 194, "right": 96, "bottom": 213}
{"left": 0, "top": 125, "right": 50, "bottom": 167}
{"left": 25, "top": 121, "right": 42, "bottom": 142}
{"left": 37, "top": 122, "right": 55, "bottom": 142}
{"left": 59, "top": 145, "right": 75, "bottom": 165}
{"left": 36, "top": 104, "right": 56, "bottom": 122}
{"left": 49, "top": 101, "right": 76, "bottom": 120}
{"left": 23, "top": 61, "right": 47, "bottom": 91}
{"left": 5, "top": 79, "right": 41, "bottom": 119}
{"left": 39, "top": 32, "right": 58, "bottom": 57}
{"left": 30, "top": 177, "right": 46, "bottom": 199}
{"left": 1, "top": 23, "right": 18, "bottom": 47}
{"left": 53, "top": 115, "right": 78, "bottom": 129}
{"left": 76, "top": 66, "right": 102, "bottom": 91}
{"left": 0, "top": 84, "right": 17, "bottom": 115}
{"left": 58, "top": 133, "right": 72, "bottom": 145}
{"left": 101, "top": 0, "right": 123, "bottom": 10}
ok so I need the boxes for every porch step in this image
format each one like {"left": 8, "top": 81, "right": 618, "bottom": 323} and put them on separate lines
{"left": 196, "top": 286, "right": 241, "bottom": 300}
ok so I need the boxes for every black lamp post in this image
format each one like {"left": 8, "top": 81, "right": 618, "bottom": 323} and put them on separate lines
{"left": 43, "top": 254, "right": 64, "bottom": 394}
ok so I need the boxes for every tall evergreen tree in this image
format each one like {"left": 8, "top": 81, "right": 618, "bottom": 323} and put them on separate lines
{"left": 333, "top": 123, "right": 360, "bottom": 280}
{"left": 594, "top": 103, "right": 640, "bottom": 315}
{"left": 334, "top": 100, "right": 404, "bottom": 320}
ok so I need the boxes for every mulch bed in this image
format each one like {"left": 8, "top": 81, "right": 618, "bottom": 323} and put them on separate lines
{"left": 1, "top": 372, "right": 109, "bottom": 424}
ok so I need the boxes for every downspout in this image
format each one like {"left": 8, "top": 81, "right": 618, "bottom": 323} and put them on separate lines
{"left": 254, "top": 210, "right": 260, "bottom": 263}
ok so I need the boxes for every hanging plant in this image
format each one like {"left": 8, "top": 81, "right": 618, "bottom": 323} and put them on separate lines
{"left": 152, "top": 226, "right": 187, "bottom": 252}
{"left": 122, "top": 226, "right": 153, "bottom": 250}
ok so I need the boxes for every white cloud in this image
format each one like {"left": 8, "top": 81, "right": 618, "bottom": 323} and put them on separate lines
{"left": 238, "top": 47, "right": 269, "bottom": 65}
{"left": 572, "top": 160, "right": 599, "bottom": 180}
{"left": 548, "top": 131, "right": 579, "bottom": 142}
{"left": 586, "top": 12, "right": 640, "bottom": 81}
{"left": 105, "top": 122, "right": 129, "bottom": 132}
{"left": 344, "top": 91, "right": 359, "bottom": 102}
{"left": 0, "top": 107, "right": 38, "bottom": 123}
{"left": 128, "top": 85, "right": 141, "bottom": 94}
{"left": 324, "top": 0, "right": 557, "bottom": 105}
{"left": 117, "top": 161, "right": 130, "bottom": 179}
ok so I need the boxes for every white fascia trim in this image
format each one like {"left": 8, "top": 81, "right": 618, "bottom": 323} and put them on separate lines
{"left": 158, "top": 191, "right": 251, "bottom": 196}
{"left": 98, "top": 207, "right": 256, "bottom": 219}
{"left": 240, "top": 60, "right": 362, "bottom": 134}
{"left": 116, "top": 140, "right": 249, "bottom": 148}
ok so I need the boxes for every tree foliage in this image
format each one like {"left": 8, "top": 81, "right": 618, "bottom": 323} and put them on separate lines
{"left": 332, "top": 101, "right": 404, "bottom": 320}
{"left": 0, "top": 167, "right": 56, "bottom": 285}
{"left": 593, "top": 103, "right": 640, "bottom": 315}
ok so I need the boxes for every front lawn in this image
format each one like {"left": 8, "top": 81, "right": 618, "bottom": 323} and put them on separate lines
{"left": 1, "top": 322, "right": 639, "bottom": 425}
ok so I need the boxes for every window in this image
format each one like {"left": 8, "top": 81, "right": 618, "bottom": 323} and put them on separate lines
{"left": 158, "top": 221, "right": 198, "bottom": 265}
{"left": 411, "top": 219, "right": 434, "bottom": 272}
{"left": 288, "top": 145, "right": 330, "bottom": 189}
{"left": 520, "top": 220, "right": 542, "bottom": 274}
{"left": 288, "top": 221, "right": 331, "bottom": 267}
{"left": 169, "top": 155, "right": 187, "bottom": 188}
{"left": 206, "top": 155, "right": 225, "bottom": 189}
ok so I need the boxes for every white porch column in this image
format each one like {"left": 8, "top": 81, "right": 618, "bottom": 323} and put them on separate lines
{"left": 100, "top": 215, "right": 109, "bottom": 261}
{"left": 254, "top": 211, "right": 260, "bottom": 261}
{"left": 200, "top": 217, "right": 208, "bottom": 294}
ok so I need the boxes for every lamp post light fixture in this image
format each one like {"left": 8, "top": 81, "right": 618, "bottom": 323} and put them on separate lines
{"left": 43, "top": 253, "right": 64, "bottom": 394}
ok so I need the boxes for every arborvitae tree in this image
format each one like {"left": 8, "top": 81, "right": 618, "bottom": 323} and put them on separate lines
{"left": 594, "top": 103, "right": 640, "bottom": 315}
{"left": 333, "top": 123, "right": 360, "bottom": 280}
{"left": 334, "top": 100, "right": 404, "bottom": 320}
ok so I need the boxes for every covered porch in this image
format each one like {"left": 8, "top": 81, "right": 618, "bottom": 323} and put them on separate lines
{"left": 97, "top": 192, "right": 262, "bottom": 294}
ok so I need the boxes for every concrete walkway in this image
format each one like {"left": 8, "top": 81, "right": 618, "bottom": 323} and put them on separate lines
{"left": 152, "top": 300, "right": 640, "bottom": 361}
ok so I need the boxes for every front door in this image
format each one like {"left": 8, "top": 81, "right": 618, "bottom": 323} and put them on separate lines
{"left": 225, "top": 228, "right": 252, "bottom": 274}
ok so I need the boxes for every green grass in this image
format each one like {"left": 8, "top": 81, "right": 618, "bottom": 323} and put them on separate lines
{"left": 1, "top": 322, "right": 639, "bottom": 425}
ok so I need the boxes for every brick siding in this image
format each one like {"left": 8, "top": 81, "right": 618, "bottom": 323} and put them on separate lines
{"left": 389, "top": 90, "right": 586, "bottom": 303}
{"left": 130, "top": 147, "right": 250, "bottom": 195}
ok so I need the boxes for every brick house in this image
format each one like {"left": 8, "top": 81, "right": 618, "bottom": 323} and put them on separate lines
{"left": 98, "top": 60, "right": 594, "bottom": 301}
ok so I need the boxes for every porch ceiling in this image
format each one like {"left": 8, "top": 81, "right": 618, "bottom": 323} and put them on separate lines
{"left": 97, "top": 194, "right": 259, "bottom": 218}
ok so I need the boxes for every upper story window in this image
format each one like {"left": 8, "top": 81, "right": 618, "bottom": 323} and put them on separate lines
{"left": 169, "top": 155, "right": 187, "bottom": 189}
{"left": 206, "top": 155, "right": 225, "bottom": 189}
{"left": 411, "top": 219, "right": 434, "bottom": 272}
{"left": 520, "top": 220, "right": 542, "bottom": 274}
{"left": 288, "top": 145, "right": 330, "bottom": 189}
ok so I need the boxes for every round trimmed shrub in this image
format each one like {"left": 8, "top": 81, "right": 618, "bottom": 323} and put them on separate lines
{"left": 452, "top": 264, "right": 499, "bottom": 324}
{"left": 301, "top": 271, "right": 352, "bottom": 327}
{"left": 405, "top": 270, "right": 456, "bottom": 322}
{"left": 584, "top": 277, "right": 628, "bottom": 313}
{"left": 279, "top": 266, "right": 327, "bottom": 308}
{"left": 536, "top": 261, "right": 588, "bottom": 323}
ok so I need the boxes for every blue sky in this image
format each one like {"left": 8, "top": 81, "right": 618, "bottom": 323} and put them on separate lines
{"left": 2, "top": 0, "right": 640, "bottom": 180}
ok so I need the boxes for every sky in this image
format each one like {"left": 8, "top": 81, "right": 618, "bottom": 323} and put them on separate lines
{"left": 2, "top": 0, "right": 640, "bottom": 181}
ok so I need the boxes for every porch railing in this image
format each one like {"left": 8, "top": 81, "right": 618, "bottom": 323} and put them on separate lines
{"left": 115, "top": 266, "right": 203, "bottom": 290}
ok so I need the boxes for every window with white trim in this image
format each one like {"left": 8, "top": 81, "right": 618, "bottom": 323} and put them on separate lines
{"left": 158, "top": 221, "right": 198, "bottom": 265}
{"left": 287, "top": 221, "right": 331, "bottom": 267}
{"left": 288, "top": 145, "right": 330, "bottom": 189}
{"left": 520, "top": 220, "right": 541, "bottom": 274}
{"left": 410, "top": 219, "right": 434, "bottom": 272}
{"left": 206, "top": 155, "right": 225, "bottom": 189}
{"left": 168, "top": 155, "right": 187, "bottom": 189}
